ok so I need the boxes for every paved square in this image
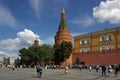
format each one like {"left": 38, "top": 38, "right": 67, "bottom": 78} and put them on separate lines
{"left": 0, "top": 68, "right": 120, "bottom": 80}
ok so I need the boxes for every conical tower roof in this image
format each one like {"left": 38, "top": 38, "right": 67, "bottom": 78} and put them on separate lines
{"left": 59, "top": 8, "right": 68, "bottom": 29}
{"left": 55, "top": 9, "right": 72, "bottom": 45}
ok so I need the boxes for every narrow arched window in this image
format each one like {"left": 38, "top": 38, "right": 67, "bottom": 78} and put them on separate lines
{"left": 107, "top": 34, "right": 112, "bottom": 41}
{"left": 85, "top": 38, "right": 90, "bottom": 44}
{"left": 80, "top": 39, "right": 84, "bottom": 44}
{"left": 100, "top": 35, "right": 106, "bottom": 42}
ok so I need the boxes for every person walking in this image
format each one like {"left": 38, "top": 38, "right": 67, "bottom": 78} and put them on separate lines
{"left": 89, "top": 65, "right": 92, "bottom": 72}
{"left": 36, "top": 65, "right": 43, "bottom": 78}
{"left": 101, "top": 64, "right": 106, "bottom": 76}
{"left": 64, "top": 66, "right": 68, "bottom": 75}
{"left": 12, "top": 64, "right": 15, "bottom": 71}
{"left": 114, "top": 65, "right": 119, "bottom": 77}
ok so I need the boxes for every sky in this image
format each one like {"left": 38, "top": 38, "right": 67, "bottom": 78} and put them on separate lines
{"left": 0, "top": 0, "right": 120, "bottom": 62}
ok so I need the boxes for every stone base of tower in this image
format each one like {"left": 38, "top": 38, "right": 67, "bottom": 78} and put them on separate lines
{"left": 72, "top": 49, "right": 120, "bottom": 65}
{"left": 60, "top": 54, "right": 72, "bottom": 66}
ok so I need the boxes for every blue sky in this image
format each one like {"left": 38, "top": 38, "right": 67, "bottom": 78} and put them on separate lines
{"left": 0, "top": 0, "right": 120, "bottom": 61}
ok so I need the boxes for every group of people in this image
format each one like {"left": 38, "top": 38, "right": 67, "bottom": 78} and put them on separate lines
{"left": 88, "top": 64, "right": 120, "bottom": 77}
{"left": 101, "top": 64, "right": 120, "bottom": 77}
{"left": 35, "top": 64, "right": 120, "bottom": 78}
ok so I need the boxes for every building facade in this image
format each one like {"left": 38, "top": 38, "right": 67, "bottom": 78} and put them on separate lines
{"left": 74, "top": 27, "right": 120, "bottom": 53}
{"left": 73, "top": 27, "right": 120, "bottom": 65}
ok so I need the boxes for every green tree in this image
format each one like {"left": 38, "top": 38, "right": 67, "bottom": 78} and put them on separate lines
{"left": 53, "top": 44, "right": 61, "bottom": 65}
{"left": 54, "top": 41, "right": 72, "bottom": 65}
{"left": 41, "top": 44, "right": 54, "bottom": 64}
{"left": 75, "top": 57, "right": 80, "bottom": 65}
{"left": 19, "top": 48, "right": 31, "bottom": 65}
{"left": 19, "top": 44, "right": 54, "bottom": 65}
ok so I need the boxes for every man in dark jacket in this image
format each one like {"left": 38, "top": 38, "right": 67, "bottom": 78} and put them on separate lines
{"left": 36, "top": 65, "right": 43, "bottom": 78}
{"left": 101, "top": 64, "right": 106, "bottom": 76}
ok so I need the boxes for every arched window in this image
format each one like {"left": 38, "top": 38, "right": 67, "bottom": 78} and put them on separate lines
{"left": 100, "top": 46, "right": 106, "bottom": 52}
{"left": 100, "top": 35, "right": 106, "bottom": 42}
{"left": 80, "top": 39, "right": 84, "bottom": 44}
{"left": 107, "top": 45, "right": 113, "bottom": 50}
{"left": 80, "top": 49, "right": 84, "bottom": 53}
{"left": 85, "top": 48, "right": 90, "bottom": 53}
{"left": 107, "top": 34, "right": 112, "bottom": 41}
{"left": 85, "top": 38, "right": 90, "bottom": 44}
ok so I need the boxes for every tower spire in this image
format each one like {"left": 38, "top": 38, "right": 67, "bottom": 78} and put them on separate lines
{"left": 59, "top": 9, "right": 68, "bottom": 29}
{"left": 62, "top": 8, "right": 65, "bottom": 13}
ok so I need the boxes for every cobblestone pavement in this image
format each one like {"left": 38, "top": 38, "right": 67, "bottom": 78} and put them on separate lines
{"left": 0, "top": 68, "right": 120, "bottom": 80}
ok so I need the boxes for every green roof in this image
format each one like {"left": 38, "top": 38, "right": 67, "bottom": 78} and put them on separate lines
{"left": 59, "top": 18, "right": 68, "bottom": 29}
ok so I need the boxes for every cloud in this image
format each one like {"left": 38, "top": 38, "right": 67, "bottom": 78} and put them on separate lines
{"left": 0, "top": 29, "right": 41, "bottom": 52}
{"left": 93, "top": 0, "right": 120, "bottom": 24}
{"left": 30, "top": 0, "right": 43, "bottom": 19}
{"left": 69, "top": 16, "right": 95, "bottom": 27}
{"left": 0, "top": 5, "right": 17, "bottom": 28}
{"left": 0, "top": 29, "right": 43, "bottom": 62}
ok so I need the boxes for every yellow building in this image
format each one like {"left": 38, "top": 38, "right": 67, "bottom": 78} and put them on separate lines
{"left": 74, "top": 27, "right": 120, "bottom": 53}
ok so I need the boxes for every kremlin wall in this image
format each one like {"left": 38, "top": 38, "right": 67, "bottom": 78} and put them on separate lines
{"left": 55, "top": 9, "right": 120, "bottom": 65}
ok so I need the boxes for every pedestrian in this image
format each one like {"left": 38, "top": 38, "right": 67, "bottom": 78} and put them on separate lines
{"left": 96, "top": 65, "right": 99, "bottom": 72}
{"left": 12, "top": 64, "right": 15, "bottom": 71}
{"left": 36, "top": 65, "right": 43, "bottom": 78}
{"left": 79, "top": 64, "right": 82, "bottom": 71}
{"left": 114, "top": 65, "right": 119, "bottom": 77}
{"left": 89, "top": 65, "right": 92, "bottom": 72}
{"left": 64, "top": 66, "right": 68, "bottom": 75}
{"left": 107, "top": 65, "right": 112, "bottom": 76}
{"left": 101, "top": 64, "right": 106, "bottom": 76}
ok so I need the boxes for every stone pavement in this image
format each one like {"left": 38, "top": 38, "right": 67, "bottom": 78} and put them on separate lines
{"left": 0, "top": 68, "right": 120, "bottom": 80}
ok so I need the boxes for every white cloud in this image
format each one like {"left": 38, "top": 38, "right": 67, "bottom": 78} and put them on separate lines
{"left": 0, "top": 29, "right": 46, "bottom": 62}
{"left": 30, "top": 0, "right": 43, "bottom": 19}
{"left": 69, "top": 16, "right": 95, "bottom": 27}
{"left": 0, "top": 29, "right": 41, "bottom": 52}
{"left": 0, "top": 5, "right": 17, "bottom": 27}
{"left": 93, "top": 0, "right": 120, "bottom": 24}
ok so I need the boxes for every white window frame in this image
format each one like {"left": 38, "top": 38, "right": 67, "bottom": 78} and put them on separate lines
{"left": 100, "top": 46, "right": 106, "bottom": 52}
{"left": 85, "top": 48, "right": 90, "bottom": 52}
{"left": 100, "top": 35, "right": 106, "bottom": 42}
{"left": 80, "top": 49, "right": 84, "bottom": 53}
{"left": 87, "top": 38, "right": 90, "bottom": 44}
{"left": 80, "top": 39, "right": 84, "bottom": 44}
{"left": 107, "top": 45, "right": 113, "bottom": 50}
{"left": 107, "top": 34, "right": 112, "bottom": 41}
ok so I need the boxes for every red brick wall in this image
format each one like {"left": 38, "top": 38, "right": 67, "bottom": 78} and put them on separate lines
{"left": 72, "top": 49, "right": 120, "bottom": 65}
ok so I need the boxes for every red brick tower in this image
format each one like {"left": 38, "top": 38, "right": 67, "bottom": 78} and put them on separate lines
{"left": 55, "top": 9, "right": 72, "bottom": 44}
{"left": 54, "top": 9, "right": 72, "bottom": 65}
